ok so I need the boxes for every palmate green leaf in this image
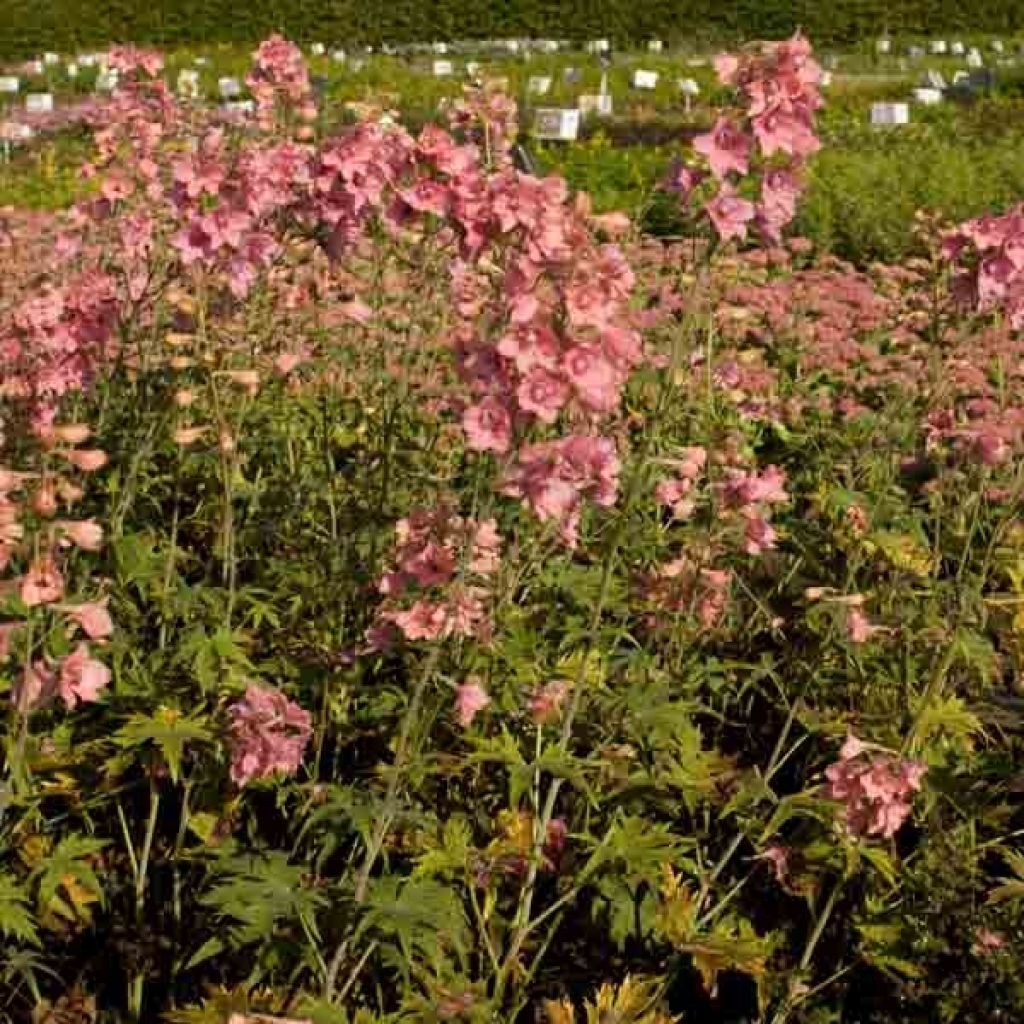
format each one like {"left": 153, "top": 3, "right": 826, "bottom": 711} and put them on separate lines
{"left": 0, "top": 873, "right": 39, "bottom": 945}
{"left": 358, "top": 875, "right": 470, "bottom": 970}
{"left": 594, "top": 876, "right": 657, "bottom": 950}
{"left": 28, "top": 836, "right": 107, "bottom": 926}
{"left": 296, "top": 786, "right": 369, "bottom": 872}
{"left": 177, "top": 624, "right": 255, "bottom": 692}
{"left": 587, "top": 814, "right": 691, "bottom": 883}
{"left": 466, "top": 728, "right": 528, "bottom": 805}
{"left": 412, "top": 816, "right": 472, "bottom": 880}
{"left": 857, "top": 921, "right": 925, "bottom": 979}
{"left": 112, "top": 530, "right": 166, "bottom": 593}
{"left": 855, "top": 844, "right": 899, "bottom": 888}
{"left": 909, "top": 693, "right": 983, "bottom": 758}
{"left": 201, "top": 851, "right": 327, "bottom": 949}
{"left": 112, "top": 706, "right": 214, "bottom": 782}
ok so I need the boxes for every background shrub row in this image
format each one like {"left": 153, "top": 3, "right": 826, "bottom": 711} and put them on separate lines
{"left": 3, "top": 0, "right": 1024, "bottom": 59}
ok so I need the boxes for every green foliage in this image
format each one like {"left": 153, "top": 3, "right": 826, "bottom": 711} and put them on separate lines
{"left": 3, "top": 0, "right": 1024, "bottom": 58}
{"left": 5, "top": 40, "right": 1024, "bottom": 1024}
{"left": 0, "top": 873, "right": 38, "bottom": 944}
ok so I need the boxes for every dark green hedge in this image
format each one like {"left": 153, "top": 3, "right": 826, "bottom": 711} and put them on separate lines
{"left": 2, "top": 0, "right": 1024, "bottom": 59}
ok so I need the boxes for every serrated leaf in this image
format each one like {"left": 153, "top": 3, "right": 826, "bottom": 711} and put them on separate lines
{"left": 0, "top": 873, "right": 39, "bottom": 945}
{"left": 114, "top": 707, "right": 213, "bottom": 782}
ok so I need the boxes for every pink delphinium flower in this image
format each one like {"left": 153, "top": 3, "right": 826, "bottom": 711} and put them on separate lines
{"left": 705, "top": 188, "right": 756, "bottom": 243}
{"left": 972, "top": 928, "right": 1006, "bottom": 956}
{"left": 664, "top": 161, "right": 706, "bottom": 205}
{"left": 528, "top": 680, "right": 570, "bottom": 724}
{"left": 368, "top": 506, "right": 502, "bottom": 647}
{"left": 693, "top": 117, "right": 752, "bottom": 180}
{"left": 57, "top": 519, "right": 104, "bottom": 551}
{"left": 672, "top": 35, "right": 821, "bottom": 246}
{"left": 655, "top": 446, "right": 707, "bottom": 521}
{"left": 517, "top": 368, "right": 569, "bottom": 423}
{"left": 62, "top": 449, "right": 108, "bottom": 473}
{"left": 455, "top": 678, "right": 490, "bottom": 727}
{"left": 824, "top": 735, "right": 926, "bottom": 839}
{"left": 502, "top": 435, "right": 620, "bottom": 547}
{"left": 21, "top": 556, "right": 64, "bottom": 607}
{"left": 62, "top": 600, "right": 114, "bottom": 640}
{"left": 462, "top": 397, "right": 512, "bottom": 453}
{"left": 227, "top": 682, "right": 312, "bottom": 786}
{"left": 845, "top": 607, "right": 890, "bottom": 644}
{"left": 761, "top": 844, "right": 790, "bottom": 884}
{"left": 57, "top": 643, "right": 111, "bottom": 708}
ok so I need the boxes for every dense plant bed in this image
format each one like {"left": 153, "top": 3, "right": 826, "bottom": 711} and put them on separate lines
{"left": 2, "top": 34, "right": 1024, "bottom": 1024}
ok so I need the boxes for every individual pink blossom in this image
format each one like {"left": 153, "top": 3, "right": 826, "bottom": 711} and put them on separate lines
{"left": 705, "top": 188, "right": 756, "bottom": 243}
{"left": 517, "top": 368, "right": 569, "bottom": 423}
{"left": 463, "top": 398, "right": 512, "bottom": 453}
{"left": 762, "top": 844, "right": 790, "bottom": 884}
{"left": 13, "top": 660, "right": 56, "bottom": 712}
{"left": 528, "top": 680, "right": 570, "bottom": 724}
{"left": 722, "top": 465, "right": 789, "bottom": 507}
{"left": 227, "top": 682, "right": 312, "bottom": 786}
{"left": 562, "top": 344, "right": 619, "bottom": 412}
{"left": 839, "top": 733, "right": 869, "bottom": 760}
{"left": 455, "top": 679, "right": 490, "bottom": 727}
{"left": 57, "top": 519, "right": 104, "bottom": 551}
{"left": 846, "top": 608, "right": 890, "bottom": 644}
{"left": 664, "top": 161, "right": 706, "bottom": 204}
{"left": 62, "top": 600, "right": 114, "bottom": 640}
{"left": 714, "top": 53, "right": 741, "bottom": 85}
{"left": 62, "top": 449, "right": 108, "bottom": 472}
{"left": 543, "top": 818, "right": 568, "bottom": 870}
{"left": 21, "top": 556, "right": 64, "bottom": 607}
{"left": 693, "top": 117, "right": 752, "bottom": 180}
{"left": 742, "top": 509, "right": 777, "bottom": 555}
{"left": 972, "top": 928, "right": 1006, "bottom": 956}
{"left": 57, "top": 643, "right": 111, "bottom": 708}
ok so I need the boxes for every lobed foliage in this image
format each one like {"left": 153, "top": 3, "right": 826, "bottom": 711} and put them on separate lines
{"left": 3, "top": 32, "right": 1024, "bottom": 1024}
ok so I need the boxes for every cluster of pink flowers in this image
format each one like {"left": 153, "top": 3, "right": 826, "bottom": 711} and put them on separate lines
{"left": 14, "top": 643, "right": 111, "bottom": 713}
{"left": 501, "top": 436, "right": 620, "bottom": 547}
{"left": 369, "top": 505, "right": 502, "bottom": 647}
{"left": 247, "top": 34, "right": 317, "bottom": 135}
{"left": 669, "top": 34, "right": 822, "bottom": 245}
{"left": 655, "top": 446, "right": 707, "bottom": 521}
{"left": 0, "top": 423, "right": 113, "bottom": 714}
{"left": 1, "top": 272, "right": 118, "bottom": 431}
{"left": 824, "top": 734, "right": 926, "bottom": 839}
{"left": 446, "top": 81, "right": 519, "bottom": 167}
{"left": 226, "top": 682, "right": 313, "bottom": 786}
{"left": 943, "top": 207, "right": 1024, "bottom": 328}
{"left": 170, "top": 128, "right": 310, "bottom": 297}
{"left": 718, "top": 464, "right": 789, "bottom": 556}
{"left": 310, "top": 108, "right": 642, "bottom": 544}
{"left": 643, "top": 556, "right": 733, "bottom": 630}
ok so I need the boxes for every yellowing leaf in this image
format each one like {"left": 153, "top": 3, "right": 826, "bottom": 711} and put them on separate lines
{"left": 654, "top": 865, "right": 698, "bottom": 945}
{"left": 866, "top": 531, "right": 935, "bottom": 578}
{"left": 544, "top": 999, "right": 576, "bottom": 1024}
